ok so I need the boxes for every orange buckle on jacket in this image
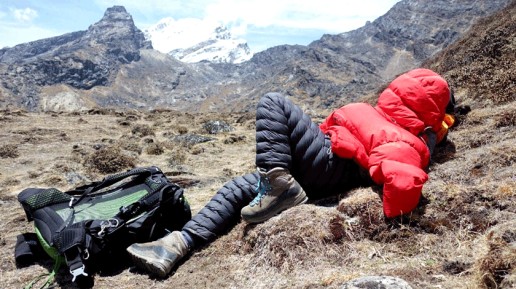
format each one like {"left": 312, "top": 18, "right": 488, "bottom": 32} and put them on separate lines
{"left": 436, "top": 114, "right": 456, "bottom": 143}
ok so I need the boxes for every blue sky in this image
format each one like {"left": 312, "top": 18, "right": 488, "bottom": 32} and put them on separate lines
{"left": 0, "top": 0, "right": 400, "bottom": 52}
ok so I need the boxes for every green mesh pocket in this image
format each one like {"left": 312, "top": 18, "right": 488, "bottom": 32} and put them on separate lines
{"left": 55, "top": 187, "right": 149, "bottom": 223}
{"left": 25, "top": 189, "right": 71, "bottom": 211}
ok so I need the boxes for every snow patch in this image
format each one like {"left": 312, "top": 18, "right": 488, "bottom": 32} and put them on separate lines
{"left": 144, "top": 17, "right": 252, "bottom": 64}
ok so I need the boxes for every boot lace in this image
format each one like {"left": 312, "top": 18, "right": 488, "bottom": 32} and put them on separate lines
{"left": 250, "top": 176, "right": 272, "bottom": 206}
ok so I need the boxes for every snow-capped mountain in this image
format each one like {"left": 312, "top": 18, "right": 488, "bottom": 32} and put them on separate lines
{"left": 144, "top": 17, "right": 252, "bottom": 64}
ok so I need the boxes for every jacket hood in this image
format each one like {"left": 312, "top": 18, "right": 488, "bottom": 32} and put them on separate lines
{"left": 376, "top": 68, "right": 450, "bottom": 136}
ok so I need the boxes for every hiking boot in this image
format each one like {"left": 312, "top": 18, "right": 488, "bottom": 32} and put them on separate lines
{"left": 241, "top": 167, "right": 308, "bottom": 223}
{"left": 126, "top": 231, "right": 189, "bottom": 278}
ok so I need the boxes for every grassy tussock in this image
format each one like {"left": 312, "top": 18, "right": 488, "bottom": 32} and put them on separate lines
{"left": 84, "top": 146, "right": 136, "bottom": 174}
{"left": 476, "top": 221, "right": 516, "bottom": 288}
{"left": 0, "top": 144, "right": 19, "bottom": 158}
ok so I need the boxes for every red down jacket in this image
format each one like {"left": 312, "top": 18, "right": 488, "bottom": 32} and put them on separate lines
{"left": 319, "top": 68, "right": 450, "bottom": 217}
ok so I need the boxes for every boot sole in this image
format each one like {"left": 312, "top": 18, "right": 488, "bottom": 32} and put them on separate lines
{"left": 242, "top": 190, "right": 308, "bottom": 223}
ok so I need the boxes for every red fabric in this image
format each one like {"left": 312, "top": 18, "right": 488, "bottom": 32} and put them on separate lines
{"left": 319, "top": 68, "right": 450, "bottom": 217}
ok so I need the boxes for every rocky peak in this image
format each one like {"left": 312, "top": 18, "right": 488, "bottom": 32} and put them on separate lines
{"left": 103, "top": 5, "right": 131, "bottom": 19}
{"left": 87, "top": 5, "right": 151, "bottom": 50}
{"left": 0, "top": 5, "right": 152, "bottom": 110}
{"left": 88, "top": 6, "right": 133, "bottom": 35}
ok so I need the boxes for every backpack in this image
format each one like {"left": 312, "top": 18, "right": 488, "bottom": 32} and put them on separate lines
{"left": 15, "top": 166, "right": 191, "bottom": 288}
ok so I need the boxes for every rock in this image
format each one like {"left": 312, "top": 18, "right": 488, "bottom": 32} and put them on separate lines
{"left": 341, "top": 276, "right": 413, "bottom": 289}
{"left": 203, "top": 120, "right": 234, "bottom": 134}
{"left": 65, "top": 172, "right": 88, "bottom": 185}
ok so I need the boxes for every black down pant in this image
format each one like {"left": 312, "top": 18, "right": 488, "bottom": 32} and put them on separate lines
{"left": 182, "top": 93, "right": 368, "bottom": 247}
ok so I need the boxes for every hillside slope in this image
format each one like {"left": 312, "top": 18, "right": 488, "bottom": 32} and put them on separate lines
{"left": 423, "top": 1, "right": 515, "bottom": 104}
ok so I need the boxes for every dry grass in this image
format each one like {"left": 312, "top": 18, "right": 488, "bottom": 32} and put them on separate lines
{"left": 476, "top": 221, "right": 516, "bottom": 288}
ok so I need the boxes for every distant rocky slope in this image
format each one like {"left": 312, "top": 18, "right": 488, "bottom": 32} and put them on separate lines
{"left": 0, "top": 6, "right": 152, "bottom": 110}
{"left": 0, "top": 0, "right": 512, "bottom": 112}
{"left": 225, "top": 0, "right": 512, "bottom": 111}
{"left": 423, "top": 0, "right": 515, "bottom": 105}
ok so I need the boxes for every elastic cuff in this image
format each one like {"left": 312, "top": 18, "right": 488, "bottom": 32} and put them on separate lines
{"left": 180, "top": 231, "right": 194, "bottom": 250}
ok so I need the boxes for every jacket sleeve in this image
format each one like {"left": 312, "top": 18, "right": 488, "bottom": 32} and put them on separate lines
{"left": 368, "top": 142, "right": 428, "bottom": 218}
{"left": 319, "top": 110, "right": 369, "bottom": 168}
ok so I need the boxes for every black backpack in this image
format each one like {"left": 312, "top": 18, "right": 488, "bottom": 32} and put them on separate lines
{"left": 15, "top": 166, "right": 191, "bottom": 288}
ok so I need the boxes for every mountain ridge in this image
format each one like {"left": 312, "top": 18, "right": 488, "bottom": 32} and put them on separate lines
{"left": 0, "top": 0, "right": 512, "bottom": 112}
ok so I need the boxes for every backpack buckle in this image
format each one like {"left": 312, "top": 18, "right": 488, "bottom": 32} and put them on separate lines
{"left": 70, "top": 264, "right": 88, "bottom": 282}
{"left": 98, "top": 218, "right": 119, "bottom": 237}
{"left": 150, "top": 174, "right": 163, "bottom": 184}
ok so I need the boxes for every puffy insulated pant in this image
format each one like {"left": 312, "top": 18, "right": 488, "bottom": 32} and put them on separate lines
{"left": 182, "top": 93, "right": 369, "bottom": 247}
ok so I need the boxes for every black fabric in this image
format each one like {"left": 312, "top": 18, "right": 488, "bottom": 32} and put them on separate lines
{"left": 256, "top": 93, "right": 368, "bottom": 197}
{"left": 33, "top": 207, "right": 67, "bottom": 245}
{"left": 425, "top": 130, "right": 438, "bottom": 156}
{"left": 53, "top": 222, "right": 86, "bottom": 254}
{"left": 446, "top": 89, "right": 456, "bottom": 114}
{"left": 183, "top": 173, "right": 258, "bottom": 245}
{"left": 15, "top": 233, "right": 45, "bottom": 267}
{"left": 18, "top": 188, "right": 70, "bottom": 221}
{"left": 182, "top": 93, "right": 371, "bottom": 247}
{"left": 17, "top": 188, "right": 43, "bottom": 221}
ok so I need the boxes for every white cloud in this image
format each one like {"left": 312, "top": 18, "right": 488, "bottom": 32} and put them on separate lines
{"left": 0, "top": 7, "right": 50, "bottom": 47}
{"left": 92, "top": 0, "right": 398, "bottom": 35}
{"left": 203, "top": 0, "right": 400, "bottom": 33}
{"left": 12, "top": 7, "right": 38, "bottom": 22}
{"left": 93, "top": 0, "right": 211, "bottom": 26}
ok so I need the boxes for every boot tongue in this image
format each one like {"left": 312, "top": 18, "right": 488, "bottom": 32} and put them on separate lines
{"left": 250, "top": 177, "right": 271, "bottom": 206}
